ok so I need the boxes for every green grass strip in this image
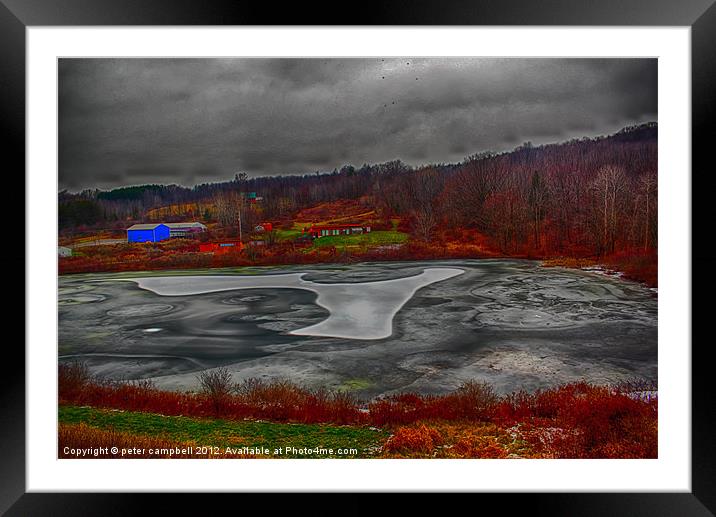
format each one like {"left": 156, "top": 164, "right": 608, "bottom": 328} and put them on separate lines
{"left": 311, "top": 230, "right": 409, "bottom": 249}
{"left": 59, "top": 405, "right": 387, "bottom": 458}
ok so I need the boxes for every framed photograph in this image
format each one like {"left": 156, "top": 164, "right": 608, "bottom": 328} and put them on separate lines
{"left": 5, "top": 0, "right": 714, "bottom": 513}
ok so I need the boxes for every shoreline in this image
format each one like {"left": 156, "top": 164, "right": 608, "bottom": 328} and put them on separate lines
{"left": 57, "top": 368, "right": 658, "bottom": 459}
{"left": 541, "top": 254, "right": 658, "bottom": 290}
{"left": 59, "top": 251, "right": 657, "bottom": 287}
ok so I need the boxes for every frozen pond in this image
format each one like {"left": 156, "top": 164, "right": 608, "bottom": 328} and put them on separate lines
{"left": 58, "top": 259, "right": 658, "bottom": 397}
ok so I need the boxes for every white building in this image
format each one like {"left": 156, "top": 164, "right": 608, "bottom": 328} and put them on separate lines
{"left": 164, "top": 222, "right": 208, "bottom": 238}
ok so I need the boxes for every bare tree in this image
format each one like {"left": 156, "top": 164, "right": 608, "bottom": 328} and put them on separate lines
{"left": 639, "top": 171, "right": 657, "bottom": 251}
{"left": 214, "top": 190, "right": 248, "bottom": 238}
{"left": 412, "top": 208, "right": 438, "bottom": 242}
{"left": 528, "top": 170, "right": 549, "bottom": 250}
{"left": 592, "top": 165, "right": 626, "bottom": 254}
{"left": 443, "top": 157, "right": 499, "bottom": 228}
{"left": 407, "top": 168, "right": 442, "bottom": 241}
{"left": 197, "top": 367, "right": 235, "bottom": 416}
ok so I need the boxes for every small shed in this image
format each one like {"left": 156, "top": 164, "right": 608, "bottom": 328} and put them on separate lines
{"left": 127, "top": 223, "right": 170, "bottom": 243}
{"left": 305, "top": 224, "right": 371, "bottom": 239}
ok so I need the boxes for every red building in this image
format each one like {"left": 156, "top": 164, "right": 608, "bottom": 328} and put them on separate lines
{"left": 254, "top": 222, "right": 273, "bottom": 232}
{"left": 199, "top": 240, "right": 244, "bottom": 254}
{"left": 304, "top": 224, "right": 371, "bottom": 238}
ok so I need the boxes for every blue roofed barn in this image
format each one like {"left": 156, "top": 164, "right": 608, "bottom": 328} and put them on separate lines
{"left": 127, "top": 223, "right": 170, "bottom": 243}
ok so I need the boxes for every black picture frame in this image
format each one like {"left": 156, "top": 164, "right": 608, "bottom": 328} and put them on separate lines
{"left": 3, "top": 0, "right": 714, "bottom": 513}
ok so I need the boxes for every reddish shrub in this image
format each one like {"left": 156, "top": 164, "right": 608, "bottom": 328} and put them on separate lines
{"left": 452, "top": 436, "right": 508, "bottom": 459}
{"left": 58, "top": 361, "right": 93, "bottom": 400}
{"left": 494, "top": 383, "right": 658, "bottom": 458}
{"left": 384, "top": 425, "right": 443, "bottom": 454}
{"left": 368, "top": 381, "right": 498, "bottom": 425}
{"left": 436, "top": 381, "right": 498, "bottom": 420}
{"left": 197, "top": 367, "right": 235, "bottom": 416}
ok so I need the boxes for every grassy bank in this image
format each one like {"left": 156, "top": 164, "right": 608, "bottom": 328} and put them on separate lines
{"left": 309, "top": 230, "right": 409, "bottom": 250}
{"left": 59, "top": 363, "right": 657, "bottom": 459}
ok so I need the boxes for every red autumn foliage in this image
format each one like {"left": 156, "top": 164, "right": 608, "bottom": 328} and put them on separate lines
{"left": 383, "top": 424, "right": 443, "bottom": 454}
{"left": 58, "top": 234, "right": 496, "bottom": 276}
{"left": 59, "top": 363, "right": 362, "bottom": 425}
{"left": 58, "top": 363, "right": 657, "bottom": 458}
{"left": 493, "top": 382, "right": 658, "bottom": 458}
{"left": 451, "top": 436, "right": 509, "bottom": 459}
{"left": 367, "top": 382, "right": 499, "bottom": 426}
{"left": 603, "top": 249, "right": 658, "bottom": 287}
{"left": 58, "top": 227, "right": 657, "bottom": 287}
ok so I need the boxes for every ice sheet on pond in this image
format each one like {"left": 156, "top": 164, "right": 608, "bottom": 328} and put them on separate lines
{"left": 125, "top": 268, "right": 465, "bottom": 340}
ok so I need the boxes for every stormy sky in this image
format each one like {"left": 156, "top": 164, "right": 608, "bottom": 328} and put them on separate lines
{"left": 58, "top": 58, "right": 657, "bottom": 191}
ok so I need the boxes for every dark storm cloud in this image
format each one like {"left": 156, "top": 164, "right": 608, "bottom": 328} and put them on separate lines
{"left": 58, "top": 58, "right": 657, "bottom": 191}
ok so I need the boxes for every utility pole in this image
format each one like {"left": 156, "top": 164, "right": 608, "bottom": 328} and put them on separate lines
{"left": 234, "top": 171, "right": 247, "bottom": 243}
